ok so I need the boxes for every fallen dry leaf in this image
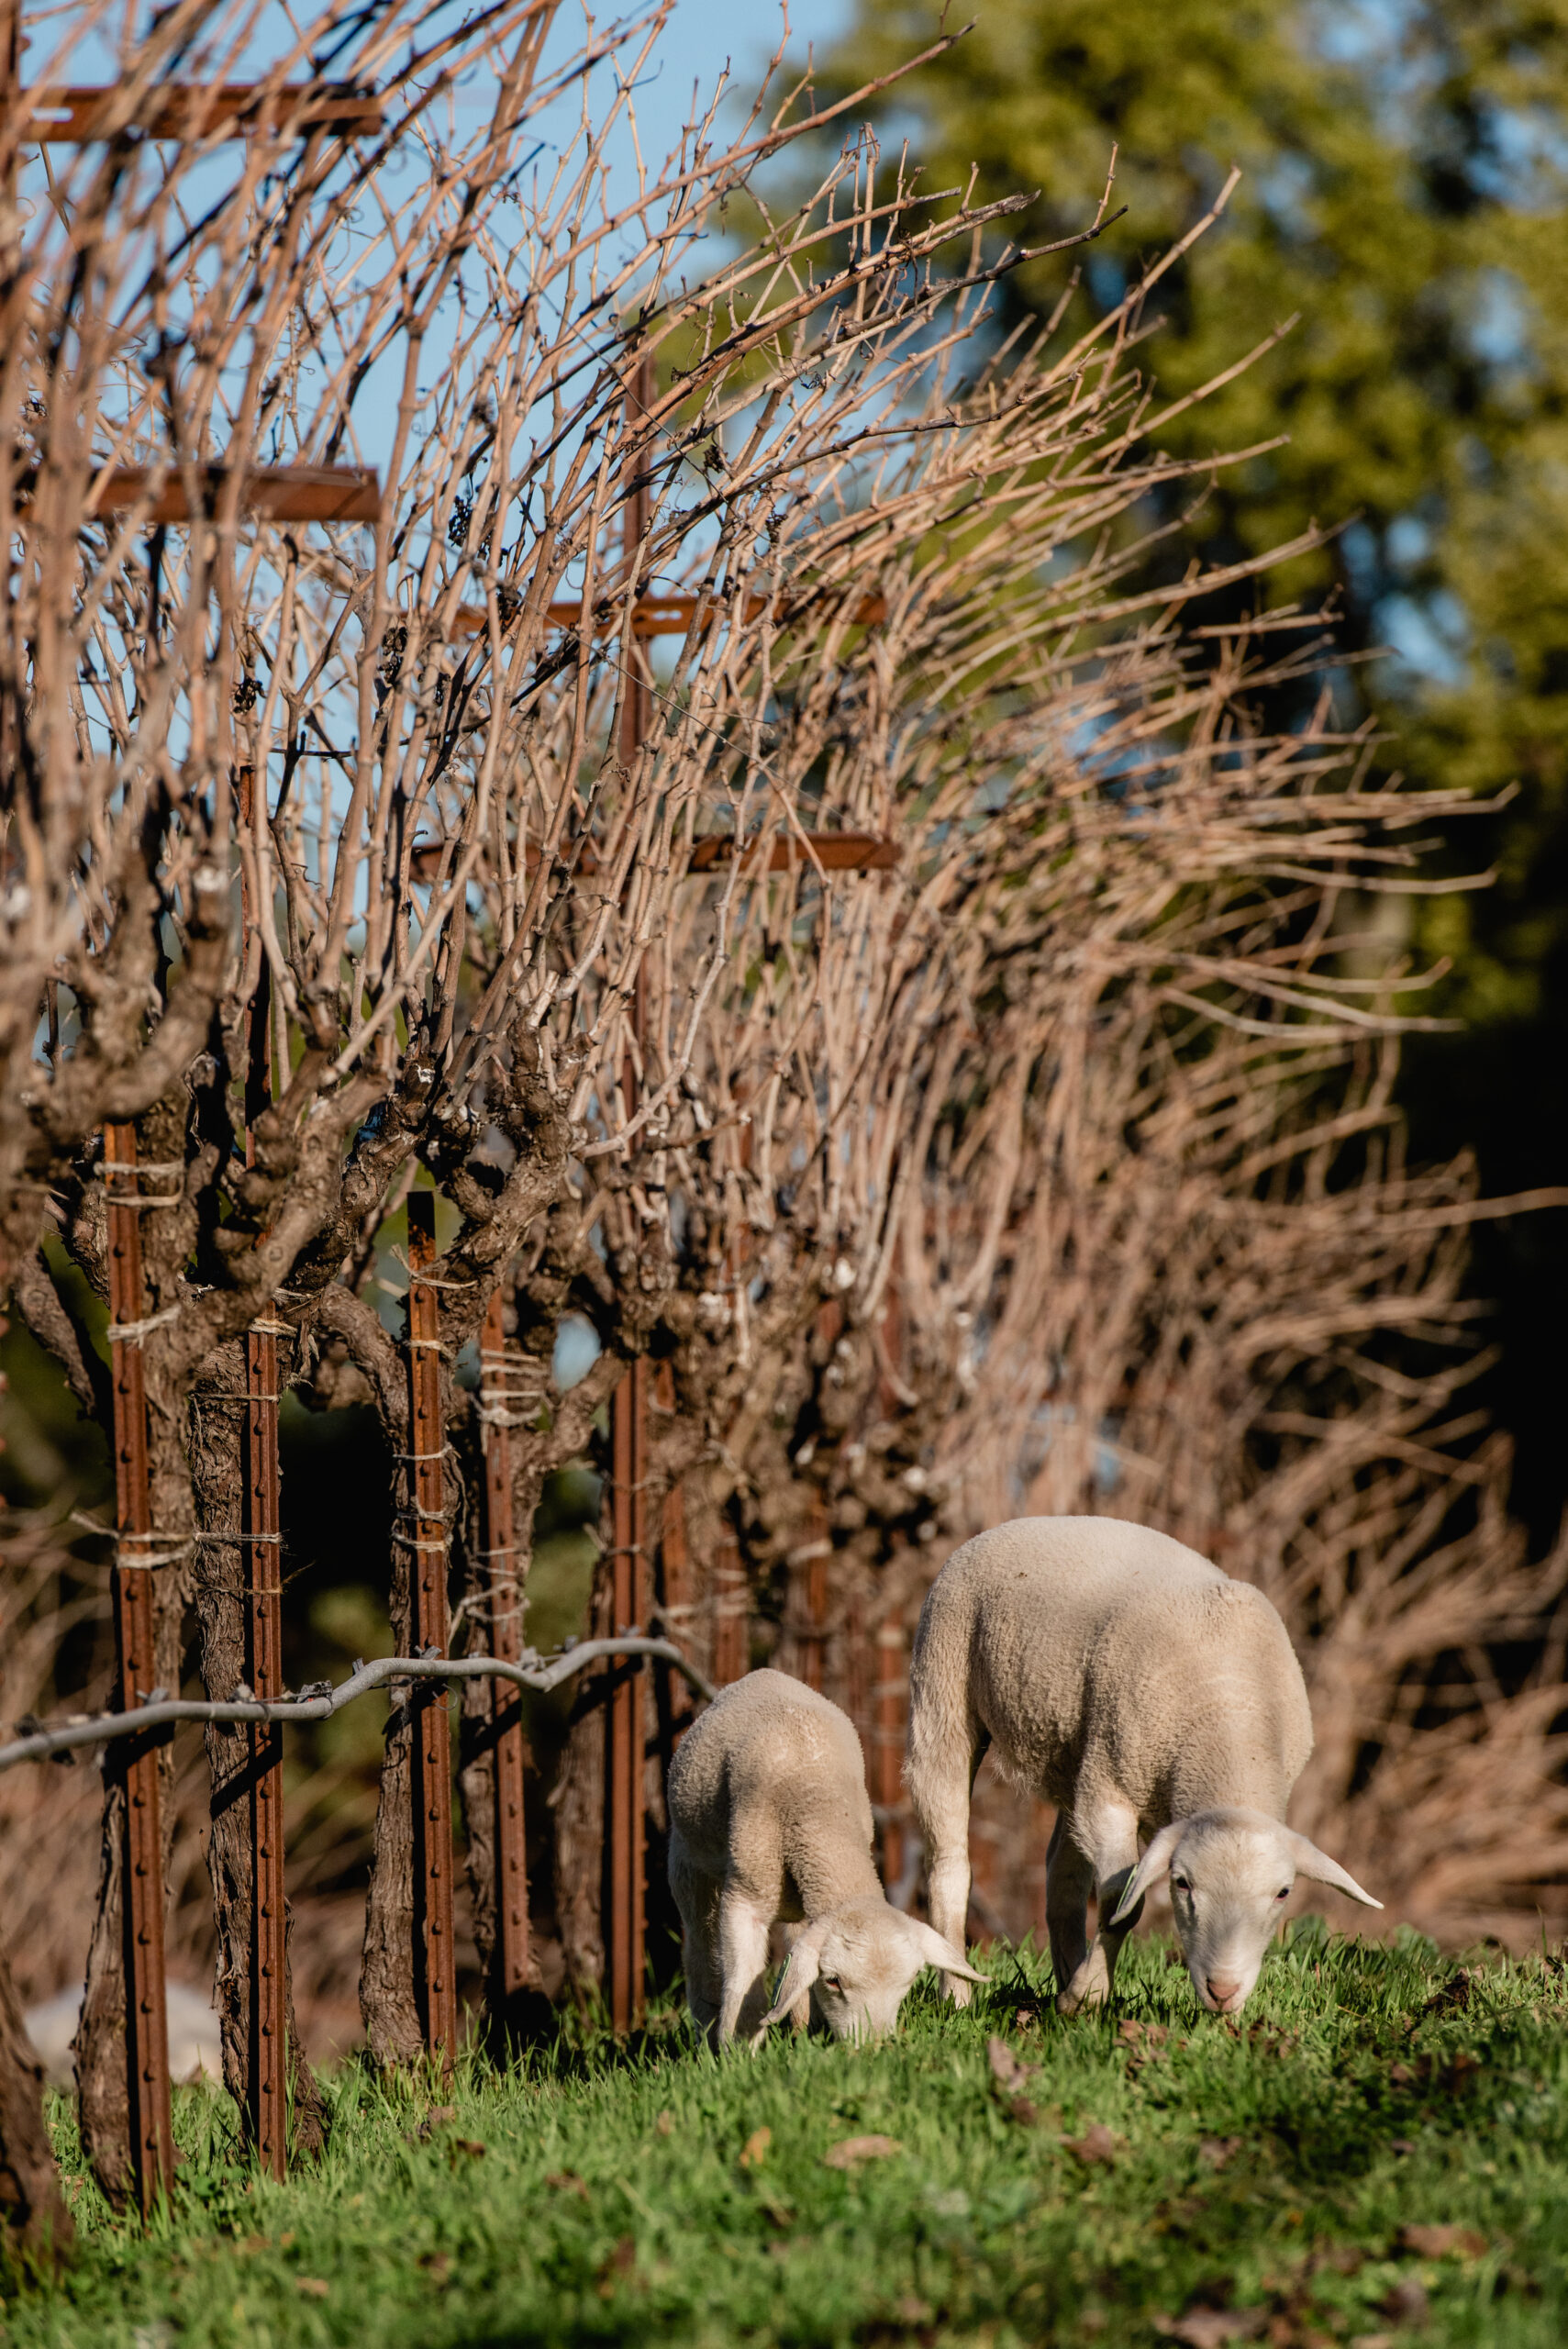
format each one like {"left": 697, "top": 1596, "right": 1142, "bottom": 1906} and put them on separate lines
{"left": 417, "top": 2250, "right": 450, "bottom": 2283}
{"left": 654, "top": 2110, "right": 674, "bottom": 2138}
{"left": 1198, "top": 2136, "right": 1242, "bottom": 2170}
{"left": 1246, "top": 2023, "right": 1298, "bottom": 2057}
{"left": 449, "top": 2137, "right": 486, "bottom": 2161}
{"left": 740, "top": 2126, "right": 772, "bottom": 2171}
{"left": 1442, "top": 2049, "right": 1484, "bottom": 2095}
{"left": 1118, "top": 2020, "right": 1169, "bottom": 2050}
{"left": 1397, "top": 2222, "right": 1486, "bottom": 2260}
{"left": 1062, "top": 2121, "right": 1119, "bottom": 2165}
{"left": 596, "top": 2234, "right": 637, "bottom": 2296}
{"left": 1350, "top": 2335, "right": 1396, "bottom": 2349}
{"left": 1152, "top": 2307, "right": 1270, "bottom": 2346}
{"left": 1379, "top": 2278, "right": 1429, "bottom": 2326}
{"left": 546, "top": 2169, "right": 589, "bottom": 2199}
{"left": 823, "top": 2133, "right": 903, "bottom": 2169}
{"left": 295, "top": 2279, "right": 330, "bottom": 2299}
{"left": 893, "top": 2298, "right": 934, "bottom": 2324}
{"left": 987, "top": 2035, "right": 1036, "bottom": 2092}
{"left": 1422, "top": 1966, "right": 1473, "bottom": 2017}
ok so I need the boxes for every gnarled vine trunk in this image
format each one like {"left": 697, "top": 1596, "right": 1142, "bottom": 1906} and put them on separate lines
{"left": 0, "top": 1935, "right": 72, "bottom": 2270}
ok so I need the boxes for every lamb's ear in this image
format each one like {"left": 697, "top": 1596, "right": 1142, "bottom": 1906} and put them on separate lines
{"left": 905, "top": 1918, "right": 987, "bottom": 1985}
{"left": 1107, "top": 1821, "right": 1188, "bottom": 1929}
{"left": 758, "top": 1920, "right": 829, "bottom": 2031}
{"left": 1284, "top": 1832, "right": 1383, "bottom": 1910}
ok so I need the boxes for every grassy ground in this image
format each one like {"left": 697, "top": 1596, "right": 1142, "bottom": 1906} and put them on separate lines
{"left": 7, "top": 1924, "right": 1568, "bottom": 2348}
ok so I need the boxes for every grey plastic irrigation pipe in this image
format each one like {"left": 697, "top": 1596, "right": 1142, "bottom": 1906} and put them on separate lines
{"left": 0, "top": 1637, "right": 716, "bottom": 1775}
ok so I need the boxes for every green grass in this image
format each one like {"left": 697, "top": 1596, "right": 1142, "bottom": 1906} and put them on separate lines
{"left": 9, "top": 1923, "right": 1568, "bottom": 2346}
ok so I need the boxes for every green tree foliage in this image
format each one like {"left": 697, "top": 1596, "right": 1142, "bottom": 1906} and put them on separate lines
{"left": 825, "top": 0, "right": 1568, "bottom": 1537}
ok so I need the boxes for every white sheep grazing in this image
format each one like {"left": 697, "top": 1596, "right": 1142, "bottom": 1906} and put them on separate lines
{"left": 667, "top": 1668, "right": 984, "bottom": 2045}
{"left": 906, "top": 1516, "right": 1382, "bottom": 2017}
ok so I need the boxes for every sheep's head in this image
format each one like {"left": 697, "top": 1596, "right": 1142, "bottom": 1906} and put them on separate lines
{"left": 755, "top": 1898, "right": 985, "bottom": 2043}
{"left": 1108, "top": 1807, "right": 1382, "bottom": 2015}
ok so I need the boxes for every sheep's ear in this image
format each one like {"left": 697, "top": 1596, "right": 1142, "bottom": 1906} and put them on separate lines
{"left": 1107, "top": 1821, "right": 1188, "bottom": 1929}
{"left": 758, "top": 1920, "right": 829, "bottom": 2031}
{"left": 1285, "top": 1832, "right": 1383, "bottom": 1910}
{"left": 906, "top": 1918, "right": 987, "bottom": 1985}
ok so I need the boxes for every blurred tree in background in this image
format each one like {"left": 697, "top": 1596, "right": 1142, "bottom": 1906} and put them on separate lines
{"left": 825, "top": 0, "right": 1568, "bottom": 1540}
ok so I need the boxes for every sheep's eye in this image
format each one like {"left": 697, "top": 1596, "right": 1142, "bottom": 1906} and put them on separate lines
{"left": 1172, "top": 1876, "right": 1191, "bottom": 1894}
{"left": 1275, "top": 1887, "right": 1290, "bottom": 1900}
{"left": 819, "top": 1975, "right": 841, "bottom": 1993}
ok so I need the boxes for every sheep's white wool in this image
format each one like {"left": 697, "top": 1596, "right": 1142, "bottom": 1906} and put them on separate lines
{"left": 906, "top": 1516, "right": 1380, "bottom": 2017}
{"left": 25, "top": 1980, "right": 223, "bottom": 2088}
{"left": 667, "top": 1668, "right": 982, "bottom": 2045}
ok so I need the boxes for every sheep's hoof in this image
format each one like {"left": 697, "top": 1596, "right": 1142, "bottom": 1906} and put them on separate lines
{"left": 943, "top": 1975, "right": 974, "bottom": 2009}
{"left": 1057, "top": 1966, "right": 1108, "bottom": 2017}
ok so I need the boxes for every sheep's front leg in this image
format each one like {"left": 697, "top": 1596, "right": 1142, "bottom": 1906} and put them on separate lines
{"left": 716, "top": 1889, "right": 773, "bottom": 2047}
{"left": 1056, "top": 1806, "right": 1140, "bottom": 2016}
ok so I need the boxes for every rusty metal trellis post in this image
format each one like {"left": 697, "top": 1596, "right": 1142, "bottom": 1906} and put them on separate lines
{"left": 237, "top": 767, "right": 288, "bottom": 2176}
{"left": 243, "top": 1319, "right": 287, "bottom": 2170}
{"left": 874, "top": 1609, "right": 906, "bottom": 1892}
{"left": 790, "top": 1297, "right": 840, "bottom": 1692}
{"left": 406, "top": 1193, "right": 458, "bottom": 2065}
{"left": 606, "top": 1353, "right": 648, "bottom": 2032}
{"left": 651, "top": 1363, "right": 695, "bottom": 1757}
{"left": 104, "top": 1121, "right": 174, "bottom": 2214}
{"left": 480, "top": 1291, "right": 529, "bottom": 2002}
{"left": 604, "top": 352, "right": 655, "bottom": 2033}
{"left": 711, "top": 1533, "right": 749, "bottom": 1686}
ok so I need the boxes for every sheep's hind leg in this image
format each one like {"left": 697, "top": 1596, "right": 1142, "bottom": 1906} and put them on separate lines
{"left": 671, "top": 1841, "right": 723, "bottom": 2044}
{"left": 1056, "top": 1806, "right": 1140, "bottom": 2016}
{"left": 909, "top": 1728, "right": 988, "bottom": 2007}
{"left": 1047, "top": 1817, "right": 1097, "bottom": 2012}
{"left": 717, "top": 1888, "right": 773, "bottom": 2048}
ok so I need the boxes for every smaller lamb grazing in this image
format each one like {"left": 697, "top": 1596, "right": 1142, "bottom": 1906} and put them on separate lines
{"left": 667, "top": 1669, "right": 984, "bottom": 2045}
{"left": 906, "top": 1517, "right": 1382, "bottom": 2018}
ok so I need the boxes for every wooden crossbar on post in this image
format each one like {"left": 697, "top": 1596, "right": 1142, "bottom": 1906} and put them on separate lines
{"left": 236, "top": 767, "right": 287, "bottom": 2176}
{"left": 451, "top": 589, "right": 889, "bottom": 639}
{"left": 479, "top": 1292, "right": 530, "bottom": 2005}
{"left": 88, "top": 466, "right": 381, "bottom": 525}
{"left": 406, "top": 1194, "right": 458, "bottom": 2067}
{"left": 408, "top": 829, "right": 896, "bottom": 885}
{"left": 104, "top": 1122, "right": 174, "bottom": 2215}
{"left": 17, "top": 82, "right": 383, "bottom": 140}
